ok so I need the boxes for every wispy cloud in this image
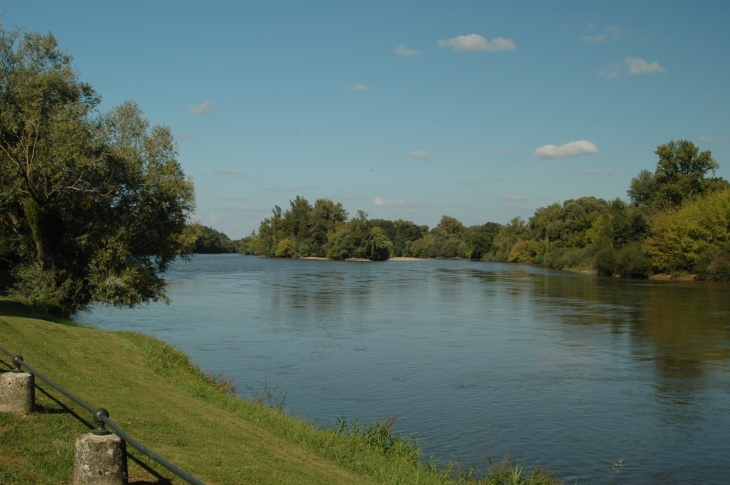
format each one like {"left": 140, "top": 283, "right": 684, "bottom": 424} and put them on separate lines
{"left": 264, "top": 185, "right": 320, "bottom": 192}
{"left": 497, "top": 149, "right": 515, "bottom": 156}
{"left": 329, "top": 194, "right": 368, "bottom": 201}
{"left": 438, "top": 34, "right": 516, "bottom": 52}
{"left": 535, "top": 140, "right": 599, "bottom": 159}
{"left": 502, "top": 194, "right": 527, "bottom": 201}
{"left": 394, "top": 44, "right": 420, "bottom": 56}
{"left": 700, "top": 136, "right": 725, "bottom": 142}
{"left": 348, "top": 83, "right": 372, "bottom": 92}
{"left": 214, "top": 169, "right": 242, "bottom": 175}
{"left": 218, "top": 205, "right": 265, "bottom": 213}
{"left": 460, "top": 178, "right": 470, "bottom": 186}
{"left": 201, "top": 213, "right": 218, "bottom": 224}
{"left": 598, "top": 66, "right": 620, "bottom": 79}
{"left": 224, "top": 197, "right": 249, "bottom": 201}
{"left": 373, "top": 197, "right": 417, "bottom": 207}
{"left": 581, "top": 168, "right": 615, "bottom": 174}
{"left": 189, "top": 100, "right": 214, "bottom": 116}
{"left": 605, "top": 26, "right": 625, "bottom": 39}
{"left": 625, "top": 57, "right": 666, "bottom": 75}
{"left": 176, "top": 133, "right": 192, "bottom": 140}
{"left": 583, "top": 26, "right": 624, "bottom": 42}
{"left": 409, "top": 150, "right": 431, "bottom": 160}
{"left": 582, "top": 34, "right": 607, "bottom": 42}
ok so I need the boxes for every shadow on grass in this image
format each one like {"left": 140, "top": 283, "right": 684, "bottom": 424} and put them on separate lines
{"left": 127, "top": 452, "right": 175, "bottom": 485}
{"left": 0, "top": 297, "right": 76, "bottom": 325}
{"left": 1, "top": 358, "right": 176, "bottom": 485}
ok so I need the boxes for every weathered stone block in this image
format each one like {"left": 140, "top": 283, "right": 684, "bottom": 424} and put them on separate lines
{"left": 0, "top": 372, "right": 34, "bottom": 414}
{"left": 74, "top": 433, "right": 128, "bottom": 485}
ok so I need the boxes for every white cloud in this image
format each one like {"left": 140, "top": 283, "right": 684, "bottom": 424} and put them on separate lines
{"left": 176, "top": 133, "right": 192, "bottom": 139}
{"left": 214, "top": 169, "right": 241, "bottom": 175}
{"left": 605, "top": 168, "right": 615, "bottom": 173}
{"left": 438, "top": 34, "right": 516, "bottom": 52}
{"left": 583, "top": 168, "right": 602, "bottom": 174}
{"left": 349, "top": 83, "right": 371, "bottom": 91}
{"left": 535, "top": 140, "right": 599, "bottom": 159}
{"left": 582, "top": 34, "right": 607, "bottom": 42}
{"left": 373, "top": 197, "right": 415, "bottom": 207}
{"left": 189, "top": 100, "right": 213, "bottom": 116}
{"left": 700, "top": 137, "right": 725, "bottom": 142}
{"left": 394, "top": 44, "right": 420, "bottom": 56}
{"left": 502, "top": 194, "right": 527, "bottom": 201}
{"left": 409, "top": 150, "right": 431, "bottom": 160}
{"left": 625, "top": 57, "right": 666, "bottom": 75}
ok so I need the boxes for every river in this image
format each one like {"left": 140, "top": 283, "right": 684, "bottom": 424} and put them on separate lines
{"left": 75, "top": 254, "right": 730, "bottom": 484}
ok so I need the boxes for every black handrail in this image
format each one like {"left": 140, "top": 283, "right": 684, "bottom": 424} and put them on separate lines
{"left": 0, "top": 344, "right": 205, "bottom": 485}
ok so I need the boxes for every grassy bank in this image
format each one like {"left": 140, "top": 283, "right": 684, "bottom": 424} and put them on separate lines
{"left": 0, "top": 298, "right": 561, "bottom": 485}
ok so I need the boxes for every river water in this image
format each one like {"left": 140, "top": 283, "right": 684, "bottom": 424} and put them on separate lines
{"left": 76, "top": 254, "right": 730, "bottom": 484}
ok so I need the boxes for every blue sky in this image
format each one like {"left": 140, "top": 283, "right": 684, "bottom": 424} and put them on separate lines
{"left": 8, "top": 1, "right": 730, "bottom": 238}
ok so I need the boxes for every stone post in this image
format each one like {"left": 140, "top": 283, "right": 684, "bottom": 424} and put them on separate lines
{"left": 73, "top": 433, "right": 128, "bottom": 485}
{"left": 0, "top": 372, "right": 34, "bottom": 414}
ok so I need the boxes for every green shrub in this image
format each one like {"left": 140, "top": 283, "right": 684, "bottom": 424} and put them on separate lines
{"left": 614, "top": 242, "right": 652, "bottom": 278}
{"left": 695, "top": 246, "right": 730, "bottom": 281}
{"left": 594, "top": 245, "right": 616, "bottom": 276}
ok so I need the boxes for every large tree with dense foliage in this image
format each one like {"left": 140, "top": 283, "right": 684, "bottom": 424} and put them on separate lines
{"left": 194, "top": 226, "right": 235, "bottom": 254}
{"left": 643, "top": 189, "right": 730, "bottom": 278}
{"left": 0, "top": 28, "right": 196, "bottom": 314}
{"left": 628, "top": 140, "right": 726, "bottom": 209}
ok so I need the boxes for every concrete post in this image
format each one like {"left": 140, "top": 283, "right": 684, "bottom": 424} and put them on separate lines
{"left": 0, "top": 372, "right": 34, "bottom": 414}
{"left": 74, "top": 433, "right": 128, "bottom": 485}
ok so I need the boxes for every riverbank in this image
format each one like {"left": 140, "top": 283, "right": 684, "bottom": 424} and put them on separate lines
{"left": 0, "top": 297, "right": 560, "bottom": 485}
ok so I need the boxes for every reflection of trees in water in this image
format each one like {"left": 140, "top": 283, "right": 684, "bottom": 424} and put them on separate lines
{"left": 468, "top": 266, "right": 730, "bottom": 401}
{"left": 266, "top": 270, "right": 352, "bottom": 331}
{"left": 264, "top": 265, "right": 432, "bottom": 333}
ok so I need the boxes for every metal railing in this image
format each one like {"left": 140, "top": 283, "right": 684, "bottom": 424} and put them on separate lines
{"left": 0, "top": 344, "right": 206, "bottom": 485}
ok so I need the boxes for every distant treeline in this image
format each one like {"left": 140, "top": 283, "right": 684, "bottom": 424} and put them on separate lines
{"left": 194, "top": 226, "right": 237, "bottom": 254}
{"left": 206, "top": 140, "right": 730, "bottom": 281}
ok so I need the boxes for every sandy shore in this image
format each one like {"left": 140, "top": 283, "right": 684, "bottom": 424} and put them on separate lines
{"left": 387, "top": 257, "right": 427, "bottom": 261}
{"left": 301, "top": 257, "right": 330, "bottom": 261}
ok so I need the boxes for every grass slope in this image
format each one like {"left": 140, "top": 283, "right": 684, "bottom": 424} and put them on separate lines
{"left": 0, "top": 298, "right": 560, "bottom": 485}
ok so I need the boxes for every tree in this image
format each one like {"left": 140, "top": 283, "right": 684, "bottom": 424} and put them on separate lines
{"left": 463, "top": 222, "right": 501, "bottom": 260}
{"left": 284, "top": 195, "right": 312, "bottom": 253}
{"left": 308, "top": 198, "right": 347, "bottom": 256}
{"left": 325, "top": 211, "right": 393, "bottom": 260}
{"left": 194, "top": 226, "right": 235, "bottom": 253}
{"left": 629, "top": 140, "right": 725, "bottom": 209}
{"left": 0, "top": 28, "right": 196, "bottom": 314}
{"left": 434, "top": 215, "right": 464, "bottom": 238}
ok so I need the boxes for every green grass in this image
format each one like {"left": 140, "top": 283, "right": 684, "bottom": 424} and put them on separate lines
{"left": 0, "top": 297, "right": 563, "bottom": 485}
